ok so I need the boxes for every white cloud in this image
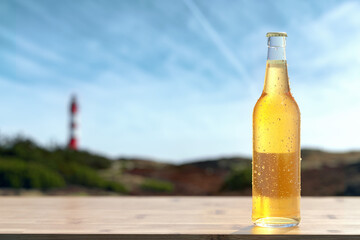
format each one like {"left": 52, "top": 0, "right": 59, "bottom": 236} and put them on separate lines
{"left": 292, "top": 1, "right": 360, "bottom": 151}
{"left": 0, "top": 26, "right": 64, "bottom": 63}
{"left": 0, "top": 0, "right": 359, "bottom": 162}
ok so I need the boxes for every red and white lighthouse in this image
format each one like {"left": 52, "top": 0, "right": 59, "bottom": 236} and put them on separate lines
{"left": 68, "top": 95, "right": 78, "bottom": 150}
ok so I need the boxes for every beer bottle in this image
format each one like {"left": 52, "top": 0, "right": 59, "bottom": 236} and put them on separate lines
{"left": 252, "top": 32, "right": 301, "bottom": 227}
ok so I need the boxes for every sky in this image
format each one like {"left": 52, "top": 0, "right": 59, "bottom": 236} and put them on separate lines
{"left": 0, "top": 0, "right": 359, "bottom": 162}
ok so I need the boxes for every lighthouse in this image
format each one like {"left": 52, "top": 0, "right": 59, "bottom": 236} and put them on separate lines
{"left": 68, "top": 95, "right": 78, "bottom": 150}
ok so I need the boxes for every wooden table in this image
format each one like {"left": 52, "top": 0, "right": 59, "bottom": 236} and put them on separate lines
{"left": 0, "top": 197, "right": 359, "bottom": 239}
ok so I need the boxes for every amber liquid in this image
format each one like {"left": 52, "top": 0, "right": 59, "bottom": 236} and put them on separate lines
{"left": 252, "top": 60, "right": 301, "bottom": 227}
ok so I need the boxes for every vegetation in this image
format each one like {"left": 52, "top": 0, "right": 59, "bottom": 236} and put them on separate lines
{"left": 222, "top": 166, "right": 252, "bottom": 191}
{"left": 141, "top": 179, "right": 174, "bottom": 193}
{"left": 0, "top": 136, "right": 126, "bottom": 193}
{"left": 0, "top": 137, "right": 111, "bottom": 169}
{"left": 2, "top": 135, "right": 356, "bottom": 196}
{"left": 0, "top": 158, "right": 65, "bottom": 189}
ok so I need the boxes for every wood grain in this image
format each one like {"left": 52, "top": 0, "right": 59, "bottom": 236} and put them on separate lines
{"left": 0, "top": 197, "right": 359, "bottom": 239}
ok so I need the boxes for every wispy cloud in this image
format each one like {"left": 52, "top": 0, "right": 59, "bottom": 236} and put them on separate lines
{"left": 0, "top": 27, "right": 64, "bottom": 63}
{"left": 0, "top": 0, "right": 359, "bottom": 161}
{"left": 182, "top": 0, "right": 250, "bottom": 82}
{"left": 291, "top": 1, "right": 360, "bottom": 150}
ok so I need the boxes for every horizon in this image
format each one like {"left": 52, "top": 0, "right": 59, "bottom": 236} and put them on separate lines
{"left": 1, "top": 0, "right": 360, "bottom": 162}
{"left": 2, "top": 133, "right": 359, "bottom": 164}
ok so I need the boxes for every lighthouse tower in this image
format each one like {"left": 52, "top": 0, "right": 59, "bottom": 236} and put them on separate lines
{"left": 68, "top": 95, "right": 78, "bottom": 150}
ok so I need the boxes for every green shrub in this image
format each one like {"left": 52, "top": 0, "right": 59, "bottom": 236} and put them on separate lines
{"left": 0, "top": 137, "right": 111, "bottom": 170}
{"left": 104, "top": 181, "right": 128, "bottom": 193}
{"left": 141, "top": 179, "right": 174, "bottom": 193}
{"left": 0, "top": 136, "right": 126, "bottom": 194}
{"left": 59, "top": 149, "right": 112, "bottom": 169}
{"left": 58, "top": 162, "right": 127, "bottom": 193}
{"left": 222, "top": 166, "right": 252, "bottom": 191}
{"left": 0, "top": 158, "right": 65, "bottom": 189}
{"left": 58, "top": 162, "right": 105, "bottom": 188}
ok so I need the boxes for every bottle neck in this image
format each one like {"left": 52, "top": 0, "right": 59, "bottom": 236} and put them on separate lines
{"left": 263, "top": 36, "right": 290, "bottom": 95}
{"left": 267, "top": 36, "right": 286, "bottom": 60}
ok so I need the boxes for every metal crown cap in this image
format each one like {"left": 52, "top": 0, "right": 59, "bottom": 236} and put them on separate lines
{"left": 266, "top": 32, "right": 288, "bottom": 37}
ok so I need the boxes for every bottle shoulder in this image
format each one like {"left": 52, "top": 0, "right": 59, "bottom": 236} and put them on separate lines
{"left": 253, "top": 92, "right": 300, "bottom": 116}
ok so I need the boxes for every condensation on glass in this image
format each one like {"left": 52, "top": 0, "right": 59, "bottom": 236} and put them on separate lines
{"left": 252, "top": 32, "right": 301, "bottom": 228}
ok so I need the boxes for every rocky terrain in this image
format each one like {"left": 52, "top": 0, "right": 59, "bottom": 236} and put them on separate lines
{"left": 1, "top": 137, "right": 359, "bottom": 196}
{"left": 102, "top": 149, "right": 360, "bottom": 196}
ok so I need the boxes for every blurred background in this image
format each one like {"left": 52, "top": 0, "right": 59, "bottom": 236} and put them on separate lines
{"left": 0, "top": 0, "right": 359, "bottom": 196}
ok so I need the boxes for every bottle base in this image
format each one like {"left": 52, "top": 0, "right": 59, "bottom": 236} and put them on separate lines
{"left": 253, "top": 217, "right": 300, "bottom": 228}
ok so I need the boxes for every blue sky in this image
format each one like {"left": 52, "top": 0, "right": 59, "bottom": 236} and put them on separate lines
{"left": 0, "top": 0, "right": 359, "bottom": 162}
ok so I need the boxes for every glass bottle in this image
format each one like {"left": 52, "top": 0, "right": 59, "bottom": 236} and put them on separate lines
{"left": 252, "top": 32, "right": 301, "bottom": 227}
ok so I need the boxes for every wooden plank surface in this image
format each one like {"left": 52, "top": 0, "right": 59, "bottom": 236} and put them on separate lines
{"left": 0, "top": 197, "right": 359, "bottom": 239}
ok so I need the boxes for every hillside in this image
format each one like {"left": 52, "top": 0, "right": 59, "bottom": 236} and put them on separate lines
{"left": 113, "top": 149, "right": 360, "bottom": 196}
{"left": 0, "top": 136, "right": 127, "bottom": 195}
{"left": 0, "top": 136, "right": 359, "bottom": 196}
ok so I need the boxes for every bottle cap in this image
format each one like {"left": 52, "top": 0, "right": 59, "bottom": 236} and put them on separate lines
{"left": 266, "top": 32, "right": 287, "bottom": 37}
